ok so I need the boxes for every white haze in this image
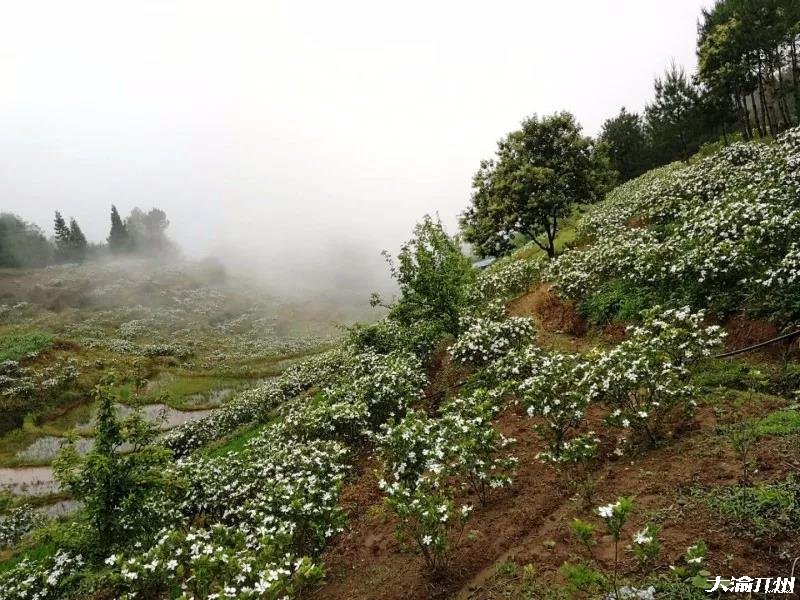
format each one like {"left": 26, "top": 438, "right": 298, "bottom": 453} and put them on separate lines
{"left": 1, "top": 0, "right": 711, "bottom": 300}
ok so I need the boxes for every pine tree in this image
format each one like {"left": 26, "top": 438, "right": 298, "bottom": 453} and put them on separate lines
{"left": 54, "top": 211, "right": 70, "bottom": 250}
{"left": 107, "top": 205, "right": 129, "bottom": 253}
{"left": 69, "top": 218, "right": 88, "bottom": 262}
{"left": 53, "top": 211, "right": 72, "bottom": 261}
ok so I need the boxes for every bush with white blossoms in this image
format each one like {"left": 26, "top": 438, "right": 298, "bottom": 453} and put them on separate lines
{"left": 0, "top": 550, "right": 85, "bottom": 600}
{"left": 382, "top": 483, "right": 472, "bottom": 573}
{"left": 519, "top": 350, "right": 595, "bottom": 462}
{"left": 548, "top": 126, "right": 800, "bottom": 318}
{"left": 631, "top": 523, "right": 661, "bottom": 567}
{"left": 0, "top": 504, "right": 44, "bottom": 549}
{"left": 589, "top": 306, "right": 725, "bottom": 446}
{"left": 107, "top": 527, "right": 324, "bottom": 600}
{"left": 106, "top": 437, "right": 349, "bottom": 599}
{"left": 438, "top": 390, "right": 517, "bottom": 505}
{"left": 450, "top": 302, "right": 535, "bottom": 368}
{"left": 467, "top": 254, "right": 545, "bottom": 304}
{"left": 376, "top": 410, "right": 440, "bottom": 491}
{"left": 377, "top": 389, "right": 516, "bottom": 570}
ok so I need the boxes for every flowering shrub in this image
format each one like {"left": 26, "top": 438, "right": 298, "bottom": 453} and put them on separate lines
{"left": 377, "top": 389, "right": 515, "bottom": 570}
{"left": 0, "top": 551, "right": 85, "bottom": 599}
{"left": 631, "top": 523, "right": 662, "bottom": 567}
{"left": 382, "top": 483, "right": 472, "bottom": 573}
{"left": 467, "top": 255, "right": 544, "bottom": 304}
{"left": 438, "top": 390, "right": 516, "bottom": 505}
{"left": 486, "top": 344, "right": 546, "bottom": 395}
{"left": 346, "top": 318, "right": 444, "bottom": 362}
{"left": 548, "top": 128, "right": 800, "bottom": 318}
{"left": 597, "top": 496, "right": 634, "bottom": 598}
{"left": 450, "top": 303, "right": 535, "bottom": 367}
{"left": 345, "top": 350, "right": 426, "bottom": 428}
{"left": 107, "top": 527, "right": 324, "bottom": 599}
{"left": 589, "top": 306, "right": 725, "bottom": 446}
{"left": 519, "top": 350, "right": 594, "bottom": 462}
{"left": 103, "top": 437, "right": 348, "bottom": 599}
{"left": 0, "top": 504, "right": 44, "bottom": 549}
{"left": 377, "top": 410, "right": 439, "bottom": 490}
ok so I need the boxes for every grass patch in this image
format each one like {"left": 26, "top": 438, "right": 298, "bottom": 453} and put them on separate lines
{"left": 0, "top": 331, "right": 53, "bottom": 361}
{"left": 0, "top": 540, "right": 58, "bottom": 573}
{"left": 698, "top": 478, "right": 800, "bottom": 538}
{"left": 689, "top": 359, "right": 770, "bottom": 392}
{"left": 203, "top": 423, "right": 269, "bottom": 457}
{"left": 754, "top": 409, "right": 800, "bottom": 437}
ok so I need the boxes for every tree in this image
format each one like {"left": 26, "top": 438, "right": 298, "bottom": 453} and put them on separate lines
{"left": 599, "top": 108, "right": 650, "bottom": 182}
{"left": 68, "top": 218, "right": 88, "bottom": 263}
{"left": 125, "top": 207, "right": 173, "bottom": 255}
{"left": 461, "top": 112, "right": 614, "bottom": 259}
{"left": 376, "top": 215, "right": 474, "bottom": 336}
{"left": 0, "top": 213, "right": 53, "bottom": 268}
{"left": 645, "top": 63, "right": 702, "bottom": 162}
{"left": 696, "top": 0, "right": 800, "bottom": 139}
{"left": 53, "top": 375, "right": 171, "bottom": 555}
{"left": 107, "top": 205, "right": 130, "bottom": 253}
{"left": 53, "top": 211, "right": 71, "bottom": 260}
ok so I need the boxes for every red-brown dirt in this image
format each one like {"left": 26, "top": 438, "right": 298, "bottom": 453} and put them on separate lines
{"left": 307, "top": 298, "right": 800, "bottom": 599}
{"left": 721, "top": 314, "right": 791, "bottom": 360}
{"left": 311, "top": 393, "right": 800, "bottom": 599}
{"left": 508, "top": 285, "right": 587, "bottom": 337}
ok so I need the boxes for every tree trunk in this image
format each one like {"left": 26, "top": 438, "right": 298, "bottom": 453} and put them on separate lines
{"left": 775, "top": 46, "right": 790, "bottom": 129}
{"left": 735, "top": 92, "right": 752, "bottom": 140}
{"left": 722, "top": 120, "right": 729, "bottom": 145}
{"left": 791, "top": 36, "right": 800, "bottom": 124}
{"left": 749, "top": 91, "right": 765, "bottom": 138}
{"left": 757, "top": 54, "right": 776, "bottom": 136}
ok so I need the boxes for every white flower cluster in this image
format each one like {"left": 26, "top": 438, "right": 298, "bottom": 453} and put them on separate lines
{"left": 548, "top": 127, "right": 800, "bottom": 317}
{"left": 0, "top": 504, "right": 45, "bottom": 550}
{"left": 103, "top": 437, "right": 349, "bottom": 598}
{"left": 519, "top": 349, "right": 595, "bottom": 462}
{"left": 467, "top": 254, "right": 544, "bottom": 304}
{"left": 450, "top": 303, "right": 536, "bottom": 367}
{"left": 589, "top": 306, "right": 725, "bottom": 444}
{"left": 375, "top": 389, "right": 515, "bottom": 569}
{"left": 0, "top": 550, "right": 84, "bottom": 599}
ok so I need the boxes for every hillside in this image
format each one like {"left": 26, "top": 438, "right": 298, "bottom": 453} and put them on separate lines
{"left": 2, "top": 129, "right": 800, "bottom": 599}
{"left": 0, "top": 259, "right": 338, "bottom": 495}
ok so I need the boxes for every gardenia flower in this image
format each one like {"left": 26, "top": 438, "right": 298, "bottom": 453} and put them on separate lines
{"left": 597, "top": 502, "right": 618, "bottom": 518}
{"left": 633, "top": 530, "right": 652, "bottom": 545}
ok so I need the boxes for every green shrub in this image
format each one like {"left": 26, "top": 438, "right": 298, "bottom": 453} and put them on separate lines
{"left": 580, "top": 279, "right": 655, "bottom": 325}
{"left": 560, "top": 561, "right": 606, "bottom": 594}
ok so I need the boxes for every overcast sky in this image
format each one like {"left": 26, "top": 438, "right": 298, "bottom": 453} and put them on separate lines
{"left": 1, "top": 0, "right": 711, "bottom": 293}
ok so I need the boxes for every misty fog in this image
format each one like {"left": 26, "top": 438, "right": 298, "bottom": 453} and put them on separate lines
{"left": 1, "top": 0, "right": 710, "bottom": 308}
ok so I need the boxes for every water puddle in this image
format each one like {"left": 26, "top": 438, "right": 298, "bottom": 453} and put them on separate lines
{"left": 3, "top": 404, "right": 215, "bottom": 496}
{"left": 0, "top": 466, "right": 59, "bottom": 496}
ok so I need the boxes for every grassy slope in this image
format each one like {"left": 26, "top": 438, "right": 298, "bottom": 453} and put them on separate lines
{"left": 0, "top": 260, "right": 337, "bottom": 468}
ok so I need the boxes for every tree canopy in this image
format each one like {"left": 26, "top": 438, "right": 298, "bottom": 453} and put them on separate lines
{"left": 461, "top": 112, "right": 614, "bottom": 259}
{"left": 599, "top": 108, "right": 650, "bottom": 182}
{"left": 377, "top": 215, "right": 474, "bottom": 336}
{"left": 0, "top": 213, "right": 52, "bottom": 268}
